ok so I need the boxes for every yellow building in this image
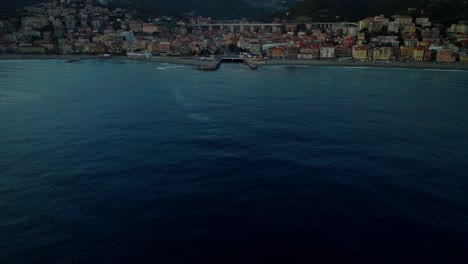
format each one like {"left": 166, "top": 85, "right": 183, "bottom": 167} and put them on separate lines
{"left": 403, "top": 24, "right": 416, "bottom": 35}
{"left": 352, "top": 46, "right": 370, "bottom": 60}
{"left": 450, "top": 23, "right": 468, "bottom": 34}
{"left": 372, "top": 47, "right": 392, "bottom": 61}
{"left": 412, "top": 48, "right": 425, "bottom": 62}
{"left": 18, "top": 44, "right": 46, "bottom": 54}
{"left": 417, "top": 41, "right": 430, "bottom": 47}
{"left": 458, "top": 50, "right": 468, "bottom": 62}
{"left": 400, "top": 46, "right": 415, "bottom": 59}
{"left": 395, "top": 16, "right": 413, "bottom": 26}
{"left": 359, "top": 20, "right": 368, "bottom": 31}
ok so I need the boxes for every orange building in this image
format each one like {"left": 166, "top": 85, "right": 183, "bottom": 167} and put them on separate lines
{"left": 267, "top": 46, "right": 286, "bottom": 58}
{"left": 436, "top": 49, "right": 455, "bottom": 63}
{"left": 400, "top": 46, "right": 415, "bottom": 60}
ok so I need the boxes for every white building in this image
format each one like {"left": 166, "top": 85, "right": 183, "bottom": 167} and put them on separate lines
{"left": 320, "top": 47, "right": 335, "bottom": 59}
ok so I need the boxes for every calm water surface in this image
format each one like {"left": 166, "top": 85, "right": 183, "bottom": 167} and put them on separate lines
{"left": 1, "top": 60, "right": 468, "bottom": 263}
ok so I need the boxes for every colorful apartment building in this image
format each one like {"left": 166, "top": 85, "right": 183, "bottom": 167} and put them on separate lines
{"left": 372, "top": 47, "right": 392, "bottom": 61}
{"left": 320, "top": 47, "right": 335, "bottom": 59}
{"left": 459, "top": 50, "right": 468, "bottom": 62}
{"left": 436, "top": 49, "right": 455, "bottom": 62}
{"left": 412, "top": 47, "right": 425, "bottom": 62}
{"left": 352, "top": 46, "right": 370, "bottom": 60}
{"left": 400, "top": 46, "right": 415, "bottom": 60}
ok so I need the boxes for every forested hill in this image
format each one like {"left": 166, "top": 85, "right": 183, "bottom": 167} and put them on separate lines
{"left": 111, "top": 0, "right": 264, "bottom": 19}
{"left": 1, "top": 0, "right": 39, "bottom": 11}
{"left": 286, "top": 0, "right": 468, "bottom": 23}
{"left": 2, "top": 0, "right": 467, "bottom": 23}
{"left": 1, "top": 0, "right": 264, "bottom": 19}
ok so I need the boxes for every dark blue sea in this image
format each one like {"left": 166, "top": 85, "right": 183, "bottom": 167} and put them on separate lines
{"left": 1, "top": 60, "right": 468, "bottom": 263}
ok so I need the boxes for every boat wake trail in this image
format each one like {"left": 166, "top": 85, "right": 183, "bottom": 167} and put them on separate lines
{"left": 172, "top": 86, "right": 213, "bottom": 123}
{"left": 157, "top": 63, "right": 188, "bottom": 70}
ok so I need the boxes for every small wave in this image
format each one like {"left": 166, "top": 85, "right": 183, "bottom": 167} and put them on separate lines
{"left": 156, "top": 65, "right": 187, "bottom": 70}
{"left": 187, "top": 112, "right": 212, "bottom": 123}
{"left": 323, "top": 65, "right": 468, "bottom": 72}
{"left": 421, "top": 68, "right": 468, "bottom": 72}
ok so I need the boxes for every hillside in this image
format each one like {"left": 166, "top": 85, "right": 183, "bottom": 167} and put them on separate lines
{"left": 0, "top": 0, "right": 264, "bottom": 19}
{"left": 286, "top": 0, "right": 468, "bottom": 23}
{"left": 3, "top": 0, "right": 467, "bottom": 23}
{"left": 112, "top": 0, "right": 264, "bottom": 19}
{"left": 0, "top": 0, "right": 39, "bottom": 11}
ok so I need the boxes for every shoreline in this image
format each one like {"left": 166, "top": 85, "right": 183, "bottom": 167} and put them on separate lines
{"left": 256, "top": 59, "right": 468, "bottom": 71}
{"left": 0, "top": 54, "right": 201, "bottom": 66}
{"left": 1, "top": 54, "right": 468, "bottom": 71}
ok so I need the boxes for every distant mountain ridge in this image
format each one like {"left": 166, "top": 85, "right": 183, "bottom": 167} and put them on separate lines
{"left": 1, "top": 0, "right": 264, "bottom": 19}
{"left": 286, "top": 0, "right": 468, "bottom": 23}
{"left": 2, "top": 0, "right": 467, "bottom": 23}
{"left": 1, "top": 0, "right": 39, "bottom": 11}
{"left": 112, "top": 0, "right": 264, "bottom": 19}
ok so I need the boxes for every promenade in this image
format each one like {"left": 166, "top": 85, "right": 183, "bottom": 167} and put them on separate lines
{"left": 2, "top": 54, "right": 467, "bottom": 71}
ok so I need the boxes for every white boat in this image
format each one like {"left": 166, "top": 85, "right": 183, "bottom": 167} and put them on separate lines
{"left": 98, "top": 53, "right": 112, "bottom": 59}
{"left": 127, "top": 52, "right": 152, "bottom": 59}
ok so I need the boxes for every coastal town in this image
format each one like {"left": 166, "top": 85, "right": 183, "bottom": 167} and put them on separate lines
{"left": 1, "top": 0, "right": 468, "bottom": 64}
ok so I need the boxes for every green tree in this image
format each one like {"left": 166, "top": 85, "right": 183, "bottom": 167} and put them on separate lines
{"left": 228, "top": 43, "right": 236, "bottom": 52}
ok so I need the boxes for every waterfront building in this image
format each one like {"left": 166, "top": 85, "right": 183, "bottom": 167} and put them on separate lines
{"left": 352, "top": 46, "right": 370, "bottom": 61}
{"left": 320, "top": 46, "right": 335, "bottom": 59}
{"left": 335, "top": 46, "right": 352, "bottom": 58}
{"left": 400, "top": 46, "right": 415, "bottom": 60}
{"left": 413, "top": 47, "right": 425, "bottom": 62}
{"left": 18, "top": 44, "right": 46, "bottom": 53}
{"left": 282, "top": 47, "right": 297, "bottom": 59}
{"left": 267, "top": 46, "right": 286, "bottom": 58}
{"left": 297, "top": 53, "right": 313, "bottom": 60}
{"left": 436, "top": 49, "right": 456, "bottom": 63}
{"left": 310, "top": 45, "right": 320, "bottom": 59}
{"left": 371, "top": 47, "right": 392, "bottom": 61}
{"left": 459, "top": 50, "right": 468, "bottom": 62}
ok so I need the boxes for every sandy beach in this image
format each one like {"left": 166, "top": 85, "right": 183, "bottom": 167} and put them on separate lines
{"left": 1, "top": 54, "right": 468, "bottom": 70}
